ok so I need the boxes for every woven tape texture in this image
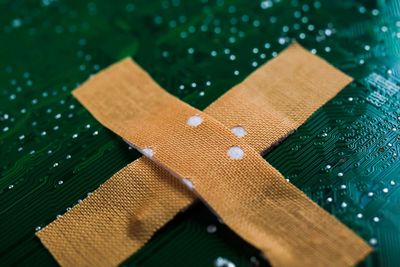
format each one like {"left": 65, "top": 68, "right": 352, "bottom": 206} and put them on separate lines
{"left": 37, "top": 44, "right": 371, "bottom": 267}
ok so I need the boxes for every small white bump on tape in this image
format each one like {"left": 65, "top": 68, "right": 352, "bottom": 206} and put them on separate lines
{"left": 227, "top": 146, "right": 245, "bottom": 160}
{"left": 141, "top": 147, "right": 154, "bottom": 158}
{"left": 182, "top": 178, "right": 194, "bottom": 190}
{"left": 231, "top": 126, "right": 247, "bottom": 138}
{"left": 187, "top": 115, "right": 203, "bottom": 127}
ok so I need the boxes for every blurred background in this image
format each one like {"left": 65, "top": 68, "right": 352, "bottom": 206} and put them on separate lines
{"left": 0, "top": 1, "right": 400, "bottom": 266}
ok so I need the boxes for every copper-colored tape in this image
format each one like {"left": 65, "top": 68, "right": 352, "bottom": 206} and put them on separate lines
{"left": 37, "top": 158, "right": 194, "bottom": 267}
{"left": 37, "top": 44, "right": 371, "bottom": 267}
{"left": 206, "top": 43, "right": 353, "bottom": 153}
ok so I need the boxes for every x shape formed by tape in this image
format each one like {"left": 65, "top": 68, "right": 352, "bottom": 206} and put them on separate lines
{"left": 37, "top": 44, "right": 371, "bottom": 267}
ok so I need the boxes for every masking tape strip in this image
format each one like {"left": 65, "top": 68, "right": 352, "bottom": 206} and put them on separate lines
{"left": 38, "top": 157, "right": 194, "bottom": 267}
{"left": 37, "top": 44, "right": 371, "bottom": 267}
{"left": 70, "top": 50, "right": 370, "bottom": 267}
{"left": 206, "top": 43, "right": 354, "bottom": 153}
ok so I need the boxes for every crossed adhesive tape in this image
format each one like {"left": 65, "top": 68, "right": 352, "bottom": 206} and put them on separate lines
{"left": 37, "top": 44, "right": 371, "bottom": 267}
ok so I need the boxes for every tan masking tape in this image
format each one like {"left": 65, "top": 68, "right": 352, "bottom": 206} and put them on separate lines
{"left": 39, "top": 157, "right": 194, "bottom": 267}
{"left": 37, "top": 43, "right": 371, "bottom": 267}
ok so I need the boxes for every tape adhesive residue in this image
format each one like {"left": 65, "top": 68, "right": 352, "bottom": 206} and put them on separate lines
{"left": 37, "top": 43, "right": 371, "bottom": 267}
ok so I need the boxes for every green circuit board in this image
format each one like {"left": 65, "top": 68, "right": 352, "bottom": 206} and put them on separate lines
{"left": 1, "top": 0, "right": 400, "bottom": 266}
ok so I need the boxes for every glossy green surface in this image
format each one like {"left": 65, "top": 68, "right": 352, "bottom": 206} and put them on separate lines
{"left": 0, "top": 0, "right": 399, "bottom": 266}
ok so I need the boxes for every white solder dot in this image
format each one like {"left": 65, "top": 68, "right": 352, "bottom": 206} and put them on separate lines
{"left": 182, "top": 178, "right": 194, "bottom": 190}
{"left": 369, "top": 238, "right": 378, "bottom": 245}
{"left": 141, "top": 147, "right": 154, "bottom": 158}
{"left": 228, "top": 146, "right": 244, "bottom": 160}
{"left": 357, "top": 213, "right": 363, "bottom": 219}
{"left": 214, "top": 257, "right": 235, "bottom": 267}
{"left": 207, "top": 224, "right": 217, "bottom": 233}
{"left": 231, "top": 126, "right": 247, "bottom": 138}
{"left": 187, "top": 115, "right": 203, "bottom": 127}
